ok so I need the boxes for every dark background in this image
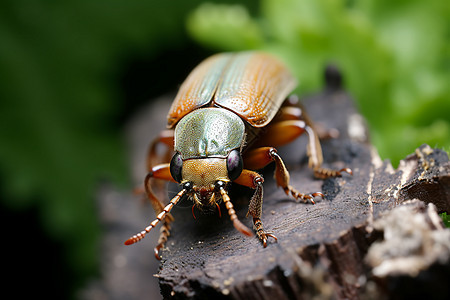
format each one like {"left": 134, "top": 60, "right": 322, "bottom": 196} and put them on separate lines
{"left": 0, "top": 0, "right": 448, "bottom": 298}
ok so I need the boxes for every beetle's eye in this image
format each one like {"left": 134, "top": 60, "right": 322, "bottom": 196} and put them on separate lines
{"left": 226, "top": 149, "right": 243, "bottom": 181}
{"left": 170, "top": 152, "right": 183, "bottom": 183}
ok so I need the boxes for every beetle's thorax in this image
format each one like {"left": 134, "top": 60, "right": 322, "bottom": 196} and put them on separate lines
{"left": 174, "top": 107, "right": 245, "bottom": 158}
{"left": 182, "top": 158, "right": 229, "bottom": 207}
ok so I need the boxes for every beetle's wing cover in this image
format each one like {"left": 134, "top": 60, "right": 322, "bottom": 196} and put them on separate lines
{"left": 214, "top": 52, "right": 297, "bottom": 127}
{"left": 167, "top": 53, "right": 233, "bottom": 128}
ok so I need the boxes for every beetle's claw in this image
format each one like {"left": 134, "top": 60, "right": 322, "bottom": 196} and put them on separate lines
{"left": 260, "top": 232, "right": 278, "bottom": 248}
{"left": 340, "top": 167, "right": 353, "bottom": 176}
{"left": 297, "top": 193, "right": 318, "bottom": 204}
{"left": 253, "top": 218, "right": 277, "bottom": 248}
{"left": 154, "top": 244, "right": 163, "bottom": 260}
{"left": 314, "top": 167, "right": 353, "bottom": 179}
{"left": 288, "top": 187, "right": 324, "bottom": 204}
{"left": 264, "top": 233, "right": 278, "bottom": 248}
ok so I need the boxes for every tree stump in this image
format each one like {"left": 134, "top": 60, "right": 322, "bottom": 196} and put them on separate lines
{"left": 84, "top": 66, "right": 450, "bottom": 300}
{"left": 155, "top": 67, "right": 450, "bottom": 299}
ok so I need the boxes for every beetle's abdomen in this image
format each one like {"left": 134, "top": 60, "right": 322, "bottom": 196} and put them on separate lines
{"left": 174, "top": 107, "right": 245, "bottom": 159}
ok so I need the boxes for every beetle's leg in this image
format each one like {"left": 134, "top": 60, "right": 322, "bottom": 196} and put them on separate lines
{"left": 276, "top": 105, "right": 338, "bottom": 139}
{"left": 138, "top": 130, "right": 175, "bottom": 195}
{"left": 253, "top": 120, "right": 308, "bottom": 149}
{"left": 280, "top": 98, "right": 338, "bottom": 138}
{"left": 302, "top": 125, "right": 352, "bottom": 179}
{"left": 234, "top": 170, "right": 277, "bottom": 247}
{"left": 253, "top": 119, "right": 323, "bottom": 169}
{"left": 243, "top": 147, "right": 324, "bottom": 204}
{"left": 254, "top": 118, "right": 351, "bottom": 179}
{"left": 125, "top": 187, "right": 186, "bottom": 260}
{"left": 275, "top": 106, "right": 303, "bottom": 121}
{"left": 133, "top": 130, "right": 174, "bottom": 197}
{"left": 285, "top": 98, "right": 351, "bottom": 174}
{"left": 217, "top": 185, "right": 253, "bottom": 237}
{"left": 135, "top": 164, "right": 177, "bottom": 259}
{"left": 144, "top": 164, "right": 176, "bottom": 215}
{"left": 146, "top": 129, "right": 174, "bottom": 171}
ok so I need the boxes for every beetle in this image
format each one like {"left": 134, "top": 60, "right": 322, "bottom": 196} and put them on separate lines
{"left": 124, "top": 51, "right": 351, "bottom": 259}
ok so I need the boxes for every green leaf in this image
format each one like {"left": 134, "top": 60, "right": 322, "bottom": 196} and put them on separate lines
{"left": 0, "top": 0, "right": 253, "bottom": 292}
{"left": 441, "top": 213, "right": 450, "bottom": 228}
{"left": 187, "top": 3, "right": 264, "bottom": 51}
{"left": 186, "top": 0, "right": 450, "bottom": 166}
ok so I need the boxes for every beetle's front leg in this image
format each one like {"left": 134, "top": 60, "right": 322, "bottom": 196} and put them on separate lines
{"left": 244, "top": 147, "right": 324, "bottom": 204}
{"left": 139, "top": 164, "right": 176, "bottom": 259}
{"left": 234, "top": 170, "right": 277, "bottom": 247}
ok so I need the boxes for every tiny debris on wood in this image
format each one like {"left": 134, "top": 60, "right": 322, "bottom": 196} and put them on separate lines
{"left": 83, "top": 66, "right": 450, "bottom": 300}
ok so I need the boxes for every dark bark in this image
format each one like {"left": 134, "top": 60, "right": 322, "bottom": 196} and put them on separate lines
{"left": 84, "top": 67, "right": 450, "bottom": 300}
{"left": 155, "top": 70, "right": 450, "bottom": 299}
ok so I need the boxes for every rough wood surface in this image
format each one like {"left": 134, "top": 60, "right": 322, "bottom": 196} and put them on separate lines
{"left": 155, "top": 68, "right": 450, "bottom": 299}
{"left": 83, "top": 67, "right": 450, "bottom": 300}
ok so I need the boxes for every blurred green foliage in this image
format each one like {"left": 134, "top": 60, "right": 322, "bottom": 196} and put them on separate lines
{"left": 0, "top": 0, "right": 448, "bottom": 297}
{"left": 187, "top": 0, "right": 450, "bottom": 165}
{"left": 0, "top": 0, "right": 256, "bottom": 295}
{"left": 442, "top": 213, "right": 450, "bottom": 228}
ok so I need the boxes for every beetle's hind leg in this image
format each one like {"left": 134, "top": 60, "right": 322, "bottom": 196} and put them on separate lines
{"left": 256, "top": 106, "right": 352, "bottom": 180}
{"left": 282, "top": 95, "right": 340, "bottom": 140}
{"left": 302, "top": 124, "right": 352, "bottom": 179}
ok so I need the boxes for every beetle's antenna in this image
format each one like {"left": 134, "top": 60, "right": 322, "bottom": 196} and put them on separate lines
{"left": 219, "top": 187, "right": 253, "bottom": 237}
{"left": 124, "top": 188, "right": 187, "bottom": 245}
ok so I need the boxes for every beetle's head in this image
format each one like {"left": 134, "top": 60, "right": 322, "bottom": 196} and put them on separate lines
{"left": 169, "top": 149, "right": 243, "bottom": 209}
